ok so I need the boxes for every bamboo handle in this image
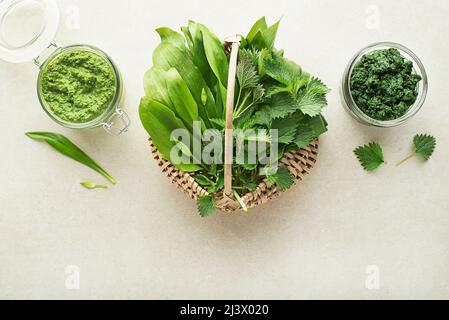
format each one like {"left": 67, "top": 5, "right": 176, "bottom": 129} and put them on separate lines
{"left": 224, "top": 37, "right": 241, "bottom": 196}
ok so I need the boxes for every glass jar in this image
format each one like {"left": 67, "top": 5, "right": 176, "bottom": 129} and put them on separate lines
{"left": 341, "top": 42, "right": 428, "bottom": 128}
{"left": 0, "top": 0, "right": 130, "bottom": 134}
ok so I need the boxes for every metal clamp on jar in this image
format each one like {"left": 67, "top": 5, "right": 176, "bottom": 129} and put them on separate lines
{"left": 0, "top": 0, "right": 130, "bottom": 135}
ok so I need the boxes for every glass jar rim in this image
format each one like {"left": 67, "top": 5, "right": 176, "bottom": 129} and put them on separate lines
{"left": 37, "top": 44, "right": 123, "bottom": 129}
{"left": 0, "top": 0, "right": 60, "bottom": 63}
{"left": 342, "top": 41, "right": 428, "bottom": 128}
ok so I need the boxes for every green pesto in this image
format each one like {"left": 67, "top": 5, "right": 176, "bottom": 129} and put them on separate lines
{"left": 40, "top": 49, "right": 116, "bottom": 123}
{"left": 350, "top": 48, "right": 422, "bottom": 121}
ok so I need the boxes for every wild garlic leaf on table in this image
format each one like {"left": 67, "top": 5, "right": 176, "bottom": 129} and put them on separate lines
{"left": 26, "top": 132, "right": 116, "bottom": 184}
{"left": 354, "top": 142, "right": 385, "bottom": 172}
{"left": 80, "top": 181, "right": 108, "bottom": 190}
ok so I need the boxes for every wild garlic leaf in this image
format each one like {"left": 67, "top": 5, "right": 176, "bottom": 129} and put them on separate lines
{"left": 354, "top": 142, "right": 385, "bottom": 172}
{"left": 26, "top": 132, "right": 116, "bottom": 184}
{"left": 246, "top": 17, "right": 268, "bottom": 43}
{"left": 194, "top": 175, "right": 214, "bottom": 186}
{"left": 197, "top": 195, "right": 216, "bottom": 218}
{"left": 80, "top": 182, "right": 108, "bottom": 190}
{"left": 261, "top": 20, "right": 280, "bottom": 50}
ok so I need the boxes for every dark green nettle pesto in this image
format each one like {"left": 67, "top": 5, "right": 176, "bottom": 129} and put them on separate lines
{"left": 40, "top": 49, "right": 116, "bottom": 123}
{"left": 350, "top": 48, "right": 422, "bottom": 121}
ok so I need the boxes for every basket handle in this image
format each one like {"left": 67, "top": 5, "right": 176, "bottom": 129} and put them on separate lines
{"left": 223, "top": 36, "right": 241, "bottom": 197}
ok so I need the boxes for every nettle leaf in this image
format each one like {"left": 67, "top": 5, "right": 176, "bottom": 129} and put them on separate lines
{"left": 294, "top": 114, "right": 327, "bottom": 149}
{"left": 264, "top": 56, "right": 303, "bottom": 88}
{"left": 271, "top": 117, "right": 299, "bottom": 145}
{"left": 397, "top": 134, "right": 437, "bottom": 166}
{"left": 414, "top": 134, "right": 436, "bottom": 161}
{"left": 197, "top": 195, "right": 216, "bottom": 218}
{"left": 269, "top": 93, "right": 298, "bottom": 119}
{"left": 295, "top": 89, "right": 328, "bottom": 117}
{"left": 237, "top": 57, "right": 259, "bottom": 90}
{"left": 266, "top": 167, "right": 294, "bottom": 191}
{"left": 354, "top": 142, "right": 385, "bottom": 172}
{"left": 308, "top": 77, "right": 331, "bottom": 95}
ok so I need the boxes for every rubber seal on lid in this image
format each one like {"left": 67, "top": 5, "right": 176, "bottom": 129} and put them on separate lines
{"left": 0, "top": 0, "right": 59, "bottom": 63}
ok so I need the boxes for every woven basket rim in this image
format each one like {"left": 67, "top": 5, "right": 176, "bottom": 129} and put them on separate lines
{"left": 149, "top": 138, "right": 319, "bottom": 212}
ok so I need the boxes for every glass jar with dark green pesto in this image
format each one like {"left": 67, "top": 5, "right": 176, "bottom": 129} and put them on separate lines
{"left": 0, "top": 0, "right": 130, "bottom": 135}
{"left": 341, "top": 42, "right": 428, "bottom": 127}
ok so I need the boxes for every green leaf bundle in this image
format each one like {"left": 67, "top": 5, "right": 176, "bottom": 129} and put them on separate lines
{"left": 139, "top": 18, "right": 330, "bottom": 216}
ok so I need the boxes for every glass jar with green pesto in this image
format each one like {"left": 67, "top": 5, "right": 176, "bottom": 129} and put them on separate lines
{"left": 0, "top": 0, "right": 130, "bottom": 134}
{"left": 36, "top": 44, "right": 129, "bottom": 134}
{"left": 341, "top": 42, "right": 428, "bottom": 127}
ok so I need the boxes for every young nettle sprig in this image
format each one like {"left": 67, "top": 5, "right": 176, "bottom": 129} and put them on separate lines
{"left": 397, "top": 134, "right": 437, "bottom": 166}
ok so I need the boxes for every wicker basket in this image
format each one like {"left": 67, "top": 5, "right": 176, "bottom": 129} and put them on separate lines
{"left": 150, "top": 140, "right": 319, "bottom": 212}
{"left": 147, "top": 36, "right": 320, "bottom": 212}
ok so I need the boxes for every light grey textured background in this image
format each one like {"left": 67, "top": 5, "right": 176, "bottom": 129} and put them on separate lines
{"left": 1, "top": 0, "right": 448, "bottom": 299}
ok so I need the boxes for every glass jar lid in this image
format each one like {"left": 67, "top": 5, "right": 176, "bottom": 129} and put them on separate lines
{"left": 0, "top": 0, "right": 59, "bottom": 63}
